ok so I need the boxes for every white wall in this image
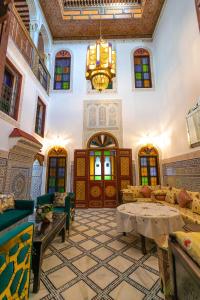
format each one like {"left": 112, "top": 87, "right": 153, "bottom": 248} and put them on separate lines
{"left": 47, "top": 40, "right": 164, "bottom": 165}
{"left": 47, "top": 0, "right": 200, "bottom": 167}
{"left": 153, "top": 0, "right": 200, "bottom": 159}
{"left": 0, "top": 37, "right": 50, "bottom": 153}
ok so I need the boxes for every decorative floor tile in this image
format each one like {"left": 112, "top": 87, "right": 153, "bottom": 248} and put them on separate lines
{"left": 69, "top": 234, "right": 87, "bottom": 243}
{"left": 94, "top": 234, "right": 112, "bottom": 243}
{"left": 75, "top": 225, "right": 89, "bottom": 232}
{"left": 79, "top": 240, "right": 98, "bottom": 250}
{"left": 61, "top": 280, "right": 97, "bottom": 300}
{"left": 109, "top": 281, "right": 145, "bottom": 300}
{"left": 34, "top": 208, "right": 162, "bottom": 299}
{"left": 84, "top": 229, "right": 99, "bottom": 237}
{"left": 61, "top": 246, "right": 83, "bottom": 260}
{"left": 108, "top": 255, "right": 133, "bottom": 272}
{"left": 144, "top": 256, "right": 159, "bottom": 271}
{"left": 48, "top": 266, "right": 77, "bottom": 288}
{"left": 92, "top": 246, "right": 113, "bottom": 260}
{"left": 42, "top": 255, "right": 62, "bottom": 272}
{"left": 123, "top": 247, "right": 144, "bottom": 260}
{"left": 129, "top": 266, "right": 159, "bottom": 290}
{"left": 97, "top": 225, "right": 110, "bottom": 231}
{"left": 72, "top": 255, "right": 97, "bottom": 272}
{"left": 88, "top": 266, "right": 118, "bottom": 289}
{"left": 29, "top": 282, "right": 49, "bottom": 299}
{"left": 107, "top": 240, "right": 127, "bottom": 251}
{"left": 51, "top": 240, "right": 70, "bottom": 250}
{"left": 107, "top": 229, "right": 122, "bottom": 237}
{"left": 97, "top": 219, "right": 109, "bottom": 224}
{"left": 87, "top": 221, "right": 99, "bottom": 227}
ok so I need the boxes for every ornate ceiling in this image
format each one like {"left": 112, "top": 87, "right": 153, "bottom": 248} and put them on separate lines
{"left": 39, "top": 0, "right": 165, "bottom": 40}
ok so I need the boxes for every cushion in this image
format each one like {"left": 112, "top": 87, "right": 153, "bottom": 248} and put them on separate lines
{"left": 172, "top": 187, "right": 181, "bottom": 203}
{"left": 165, "top": 190, "right": 176, "bottom": 204}
{"left": 177, "top": 190, "right": 192, "bottom": 208}
{"left": 0, "top": 209, "right": 32, "bottom": 231}
{"left": 129, "top": 186, "right": 143, "bottom": 198}
{"left": 140, "top": 186, "right": 152, "bottom": 198}
{"left": 153, "top": 195, "right": 166, "bottom": 201}
{"left": 192, "top": 197, "right": 200, "bottom": 215}
{"left": 174, "top": 231, "right": 200, "bottom": 267}
{"left": 54, "top": 192, "right": 67, "bottom": 207}
{"left": 152, "top": 189, "right": 168, "bottom": 196}
{"left": 0, "top": 193, "right": 15, "bottom": 212}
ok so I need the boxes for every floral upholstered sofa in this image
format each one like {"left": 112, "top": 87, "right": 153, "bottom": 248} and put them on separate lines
{"left": 121, "top": 185, "right": 200, "bottom": 225}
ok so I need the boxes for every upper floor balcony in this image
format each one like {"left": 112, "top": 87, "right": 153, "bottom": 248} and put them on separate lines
{"left": 9, "top": 6, "right": 51, "bottom": 94}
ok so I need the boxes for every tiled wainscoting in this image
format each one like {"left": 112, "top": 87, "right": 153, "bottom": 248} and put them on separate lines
{"left": 30, "top": 209, "right": 164, "bottom": 300}
{"left": 162, "top": 156, "right": 200, "bottom": 191}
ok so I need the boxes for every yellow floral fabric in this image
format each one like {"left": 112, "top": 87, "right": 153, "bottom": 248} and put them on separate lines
{"left": 129, "top": 186, "right": 143, "bottom": 198}
{"left": 174, "top": 231, "right": 200, "bottom": 266}
{"left": 54, "top": 192, "right": 67, "bottom": 207}
{"left": 0, "top": 193, "right": 15, "bottom": 211}
{"left": 192, "top": 197, "right": 200, "bottom": 215}
{"left": 152, "top": 189, "right": 168, "bottom": 196}
{"left": 165, "top": 190, "right": 176, "bottom": 204}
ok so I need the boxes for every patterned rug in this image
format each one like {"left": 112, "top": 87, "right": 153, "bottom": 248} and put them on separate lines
{"left": 30, "top": 209, "right": 164, "bottom": 300}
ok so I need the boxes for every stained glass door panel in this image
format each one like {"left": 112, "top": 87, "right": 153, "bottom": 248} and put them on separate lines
{"left": 88, "top": 150, "right": 117, "bottom": 208}
{"left": 47, "top": 157, "right": 66, "bottom": 193}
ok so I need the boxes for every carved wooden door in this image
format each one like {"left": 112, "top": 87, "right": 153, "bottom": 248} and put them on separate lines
{"left": 74, "top": 148, "right": 133, "bottom": 208}
{"left": 117, "top": 149, "right": 133, "bottom": 190}
{"left": 88, "top": 149, "right": 117, "bottom": 208}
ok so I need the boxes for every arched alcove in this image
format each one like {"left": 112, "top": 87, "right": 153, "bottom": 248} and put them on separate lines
{"left": 47, "top": 147, "right": 67, "bottom": 193}
{"left": 138, "top": 145, "right": 160, "bottom": 186}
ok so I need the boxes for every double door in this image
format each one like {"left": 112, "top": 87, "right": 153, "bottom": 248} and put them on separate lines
{"left": 74, "top": 148, "right": 133, "bottom": 208}
{"left": 89, "top": 149, "right": 117, "bottom": 208}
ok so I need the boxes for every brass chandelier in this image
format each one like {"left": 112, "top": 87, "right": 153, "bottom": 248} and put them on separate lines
{"left": 85, "top": 23, "right": 116, "bottom": 92}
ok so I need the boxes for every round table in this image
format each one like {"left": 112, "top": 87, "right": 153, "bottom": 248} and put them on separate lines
{"left": 116, "top": 202, "right": 185, "bottom": 253}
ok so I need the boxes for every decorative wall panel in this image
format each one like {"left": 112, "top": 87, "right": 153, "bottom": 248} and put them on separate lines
{"left": 0, "top": 158, "right": 7, "bottom": 193}
{"left": 4, "top": 139, "right": 41, "bottom": 199}
{"left": 83, "top": 99, "right": 123, "bottom": 147}
{"left": 76, "top": 157, "right": 86, "bottom": 177}
{"left": 120, "top": 157, "right": 130, "bottom": 176}
{"left": 162, "top": 157, "right": 200, "bottom": 191}
{"left": 76, "top": 181, "right": 86, "bottom": 201}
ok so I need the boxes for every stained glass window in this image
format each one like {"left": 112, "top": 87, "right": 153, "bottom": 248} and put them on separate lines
{"left": 54, "top": 50, "right": 71, "bottom": 90}
{"left": 47, "top": 148, "right": 67, "bottom": 193}
{"left": 134, "top": 48, "right": 152, "bottom": 89}
{"left": 138, "top": 146, "right": 159, "bottom": 186}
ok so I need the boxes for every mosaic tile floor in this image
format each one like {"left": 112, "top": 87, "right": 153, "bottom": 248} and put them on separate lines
{"left": 30, "top": 209, "right": 164, "bottom": 300}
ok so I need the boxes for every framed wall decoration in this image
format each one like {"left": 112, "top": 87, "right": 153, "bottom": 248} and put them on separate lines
{"left": 186, "top": 99, "right": 200, "bottom": 147}
{"left": 196, "top": 0, "right": 200, "bottom": 30}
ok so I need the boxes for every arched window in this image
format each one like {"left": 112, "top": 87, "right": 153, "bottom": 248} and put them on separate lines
{"left": 134, "top": 48, "right": 152, "bottom": 89}
{"left": 47, "top": 147, "right": 67, "bottom": 193}
{"left": 54, "top": 50, "right": 71, "bottom": 90}
{"left": 138, "top": 145, "right": 159, "bottom": 186}
{"left": 87, "top": 132, "right": 118, "bottom": 148}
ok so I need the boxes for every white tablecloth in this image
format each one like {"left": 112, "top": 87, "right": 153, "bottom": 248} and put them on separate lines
{"left": 116, "top": 202, "right": 185, "bottom": 240}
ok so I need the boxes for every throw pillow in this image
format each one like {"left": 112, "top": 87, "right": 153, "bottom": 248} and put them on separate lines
{"left": 177, "top": 190, "right": 193, "bottom": 208}
{"left": 153, "top": 195, "right": 166, "bottom": 201}
{"left": 165, "top": 190, "right": 176, "bottom": 204}
{"left": 140, "top": 186, "right": 152, "bottom": 198}
{"left": 152, "top": 189, "right": 168, "bottom": 196}
{"left": 130, "top": 186, "right": 143, "bottom": 198}
{"left": 192, "top": 197, "right": 200, "bottom": 215}
{"left": 0, "top": 193, "right": 15, "bottom": 211}
{"left": 54, "top": 192, "right": 67, "bottom": 207}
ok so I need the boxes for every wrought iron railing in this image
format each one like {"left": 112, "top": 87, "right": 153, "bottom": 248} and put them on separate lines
{"left": 9, "top": 7, "right": 51, "bottom": 94}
